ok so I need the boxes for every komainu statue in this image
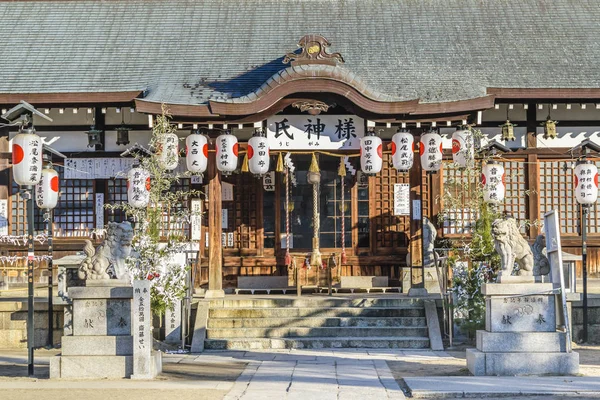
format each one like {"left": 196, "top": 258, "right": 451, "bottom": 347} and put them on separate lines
{"left": 78, "top": 221, "right": 135, "bottom": 281}
{"left": 531, "top": 234, "right": 550, "bottom": 276}
{"left": 491, "top": 217, "right": 534, "bottom": 278}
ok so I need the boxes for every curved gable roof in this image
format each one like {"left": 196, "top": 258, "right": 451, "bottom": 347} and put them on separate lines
{"left": 0, "top": 0, "right": 599, "bottom": 114}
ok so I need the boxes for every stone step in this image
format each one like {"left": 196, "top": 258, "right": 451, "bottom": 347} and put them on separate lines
{"left": 209, "top": 307, "right": 425, "bottom": 319}
{"left": 204, "top": 336, "right": 430, "bottom": 350}
{"left": 208, "top": 316, "right": 427, "bottom": 328}
{"left": 206, "top": 326, "right": 428, "bottom": 339}
{"left": 209, "top": 298, "right": 424, "bottom": 309}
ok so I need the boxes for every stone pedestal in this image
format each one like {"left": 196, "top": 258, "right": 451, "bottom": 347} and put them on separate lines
{"left": 467, "top": 282, "right": 579, "bottom": 376}
{"left": 50, "top": 282, "right": 162, "bottom": 379}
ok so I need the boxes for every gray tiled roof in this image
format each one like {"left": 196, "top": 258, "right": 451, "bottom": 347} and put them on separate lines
{"left": 0, "top": 0, "right": 599, "bottom": 106}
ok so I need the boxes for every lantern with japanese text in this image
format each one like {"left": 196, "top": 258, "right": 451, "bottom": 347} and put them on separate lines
{"left": 127, "top": 166, "right": 151, "bottom": 208}
{"left": 482, "top": 161, "right": 505, "bottom": 204}
{"left": 157, "top": 132, "right": 179, "bottom": 171}
{"left": 216, "top": 131, "right": 239, "bottom": 175}
{"left": 574, "top": 161, "right": 599, "bottom": 205}
{"left": 12, "top": 131, "right": 43, "bottom": 186}
{"left": 248, "top": 130, "right": 270, "bottom": 176}
{"left": 419, "top": 131, "right": 443, "bottom": 172}
{"left": 359, "top": 130, "right": 383, "bottom": 175}
{"left": 185, "top": 131, "right": 208, "bottom": 174}
{"left": 452, "top": 128, "right": 474, "bottom": 168}
{"left": 35, "top": 166, "right": 59, "bottom": 210}
{"left": 391, "top": 129, "right": 414, "bottom": 171}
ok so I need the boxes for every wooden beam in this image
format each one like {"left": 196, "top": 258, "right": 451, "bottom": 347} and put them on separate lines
{"left": 409, "top": 131, "right": 424, "bottom": 288}
{"left": 0, "top": 91, "right": 143, "bottom": 105}
{"left": 527, "top": 154, "right": 541, "bottom": 239}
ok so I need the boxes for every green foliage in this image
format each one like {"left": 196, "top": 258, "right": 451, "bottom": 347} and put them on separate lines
{"left": 105, "top": 105, "right": 200, "bottom": 315}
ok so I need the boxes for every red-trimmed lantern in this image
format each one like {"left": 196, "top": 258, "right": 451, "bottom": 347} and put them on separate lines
{"left": 12, "top": 131, "right": 43, "bottom": 186}
{"left": 482, "top": 161, "right": 505, "bottom": 204}
{"left": 127, "top": 166, "right": 151, "bottom": 208}
{"left": 452, "top": 128, "right": 474, "bottom": 168}
{"left": 574, "top": 161, "right": 599, "bottom": 205}
{"left": 185, "top": 131, "right": 208, "bottom": 174}
{"left": 216, "top": 131, "right": 239, "bottom": 175}
{"left": 157, "top": 132, "right": 179, "bottom": 171}
{"left": 419, "top": 131, "right": 443, "bottom": 172}
{"left": 391, "top": 129, "right": 414, "bottom": 171}
{"left": 360, "top": 131, "right": 383, "bottom": 175}
{"left": 248, "top": 131, "right": 270, "bottom": 176}
{"left": 35, "top": 166, "right": 59, "bottom": 210}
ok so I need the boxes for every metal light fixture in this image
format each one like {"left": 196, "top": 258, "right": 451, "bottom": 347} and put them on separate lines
{"left": 86, "top": 125, "right": 103, "bottom": 148}
{"left": 116, "top": 126, "right": 130, "bottom": 146}
{"left": 501, "top": 107, "right": 516, "bottom": 141}
{"left": 542, "top": 107, "right": 558, "bottom": 139}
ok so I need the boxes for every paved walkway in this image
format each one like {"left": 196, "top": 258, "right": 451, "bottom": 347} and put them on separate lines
{"left": 2, "top": 347, "right": 600, "bottom": 399}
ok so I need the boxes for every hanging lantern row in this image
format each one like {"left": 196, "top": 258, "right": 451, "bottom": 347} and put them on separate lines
{"left": 574, "top": 160, "right": 599, "bottom": 205}
{"left": 215, "top": 130, "right": 239, "bottom": 176}
{"left": 127, "top": 166, "right": 151, "bottom": 208}
{"left": 12, "top": 131, "right": 43, "bottom": 186}
{"left": 481, "top": 161, "right": 505, "bottom": 204}
{"left": 157, "top": 132, "right": 180, "bottom": 171}
{"left": 248, "top": 129, "right": 270, "bottom": 176}
{"left": 419, "top": 130, "right": 443, "bottom": 172}
{"left": 36, "top": 166, "right": 59, "bottom": 210}
{"left": 391, "top": 130, "right": 414, "bottom": 171}
{"left": 186, "top": 132, "right": 209, "bottom": 174}
{"left": 359, "top": 130, "right": 383, "bottom": 175}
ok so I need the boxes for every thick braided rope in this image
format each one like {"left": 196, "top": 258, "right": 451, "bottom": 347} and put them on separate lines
{"left": 285, "top": 167, "right": 291, "bottom": 265}
{"left": 340, "top": 175, "right": 346, "bottom": 261}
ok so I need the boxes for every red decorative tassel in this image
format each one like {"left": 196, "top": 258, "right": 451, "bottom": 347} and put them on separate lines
{"left": 285, "top": 250, "right": 291, "bottom": 266}
{"left": 341, "top": 251, "right": 347, "bottom": 264}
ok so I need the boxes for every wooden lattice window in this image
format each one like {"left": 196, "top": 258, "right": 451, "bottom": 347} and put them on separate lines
{"left": 357, "top": 172, "right": 370, "bottom": 248}
{"left": 372, "top": 152, "right": 414, "bottom": 248}
{"left": 10, "top": 181, "right": 45, "bottom": 235}
{"left": 160, "top": 178, "right": 191, "bottom": 239}
{"left": 442, "top": 159, "right": 527, "bottom": 236}
{"left": 106, "top": 179, "right": 128, "bottom": 223}
{"left": 54, "top": 175, "right": 95, "bottom": 237}
{"left": 540, "top": 160, "right": 598, "bottom": 234}
{"left": 231, "top": 174, "right": 258, "bottom": 250}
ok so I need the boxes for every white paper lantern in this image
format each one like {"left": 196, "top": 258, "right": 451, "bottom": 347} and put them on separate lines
{"left": 419, "top": 131, "right": 443, "bottom": 172}
{"left": 216, "top": 132, "right": 239, "bottom": 175}
{"left": 391, "top": 130, "right": 414, "bottom": 171}
{"left": 360, "top": 134, "right": 383, "bottom": 175}
{"left": 12, "top": 132, "right": 43, "bottom": 186}
{"left": 574, "top": 161, "right": 599, "bottom": 205}
{"left": 35, "top": 167, "right": 59, "bottom": 210}
{"left": 482, "top": 162, "right": 505, "bottom": 204}
{"left": 248, "top": 134, "right": 270, "bottom": 176}
{"left": 157, "top": 132, "right": 179, "bottom": 171}
{"left": 127, "top": 166, "right": 150, "bottom": 208}
{"left": 451, "top": 128, "right": 474, "bottom": 168}
{"left": 186, "top": 132, "right": 208, "bottom": 174}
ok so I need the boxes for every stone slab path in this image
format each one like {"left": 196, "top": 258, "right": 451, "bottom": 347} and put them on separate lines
{"left": 197, "top": 349, "right": 419, "bottom": 399}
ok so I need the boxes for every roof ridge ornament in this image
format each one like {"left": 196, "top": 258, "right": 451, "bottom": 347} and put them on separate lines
{"left": 283, "top": 35, "right": 345, "bottom": 66}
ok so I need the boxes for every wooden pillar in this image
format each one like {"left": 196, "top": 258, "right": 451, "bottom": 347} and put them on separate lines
{"left": 205, "top": 146, "right": 224, "bottom": 298}
{"left": 409, "top": 130, "right": 425, "bottom": 293}
{"left": 527, "top": 154, "right": 540, "bottom": 238}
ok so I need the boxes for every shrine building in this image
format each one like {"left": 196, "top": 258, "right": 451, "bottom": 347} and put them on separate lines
{"left": 1, "top": 0, "right": 600, "bottom": 294}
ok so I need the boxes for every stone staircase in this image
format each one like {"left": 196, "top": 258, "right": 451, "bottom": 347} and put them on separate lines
{"left": 203, "top": 297, "right": 432, "bottom": 350}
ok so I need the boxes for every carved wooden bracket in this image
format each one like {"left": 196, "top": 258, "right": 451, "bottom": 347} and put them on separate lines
{"left": 291, "top": 100, "right": 333, "bottom": 115}
{"left": 283, "top": 35, "right": 345, "bottom": 66}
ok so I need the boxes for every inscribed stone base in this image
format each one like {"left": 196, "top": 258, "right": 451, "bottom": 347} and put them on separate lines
{"left": 476, "top": 330, "right": 567, "bottom": 353}
{"left": 497, "top": 275, "right": 535, "bottom": 284}
{"left": 50, "top": 355, "right": 133, "bottom": 379}
{"left": 131, "top": 351, "right": 162, "bottom": 380}
{"left": 467, "top": 348, "right": 579, "bottom": 376}
{"left": 61, "top": 335, "right": 133, "bottom": 356}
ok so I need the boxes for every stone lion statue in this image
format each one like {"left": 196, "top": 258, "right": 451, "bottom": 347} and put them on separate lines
{"left": 78, "top": 221, "right": 135, "bottom": 281}
{"left": 491, "top": 217, "right": 533, "bottom": 277}
{"left": 405, "top": 217, "right": 438, "bottom": 267}
{"left": 531, "top": 234, "right": 550, "bottom": 276}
